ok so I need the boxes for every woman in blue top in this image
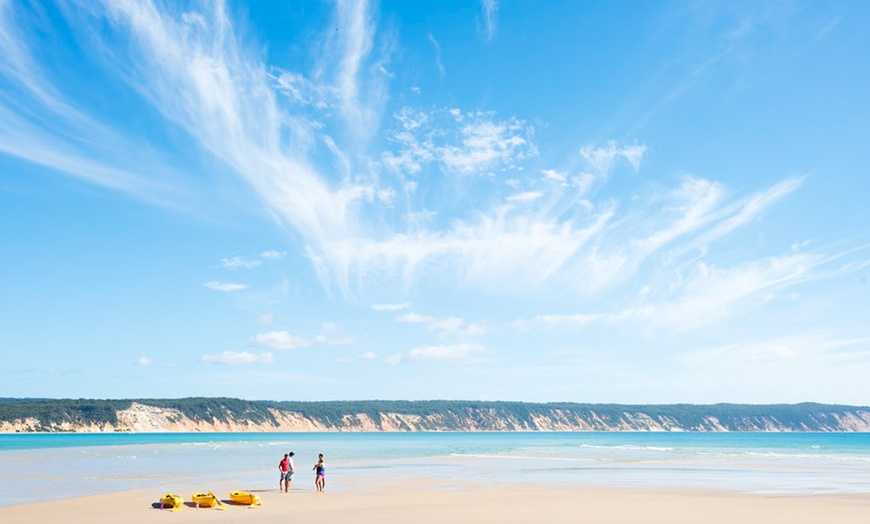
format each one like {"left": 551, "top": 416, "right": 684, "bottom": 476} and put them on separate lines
{"left": 313, "top": 453, "right": 325, "bottom": 492}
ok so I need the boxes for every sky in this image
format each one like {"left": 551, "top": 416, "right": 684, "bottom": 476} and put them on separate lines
{"left": 1, "top": 0, "right": 869, "bottom": 404}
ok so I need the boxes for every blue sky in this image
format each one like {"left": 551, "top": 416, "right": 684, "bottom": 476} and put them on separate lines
{"left": 1, "top": 0, "right": 868, "bottom": 404}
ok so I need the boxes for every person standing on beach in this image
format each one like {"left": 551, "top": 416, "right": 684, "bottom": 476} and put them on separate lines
{"left": 313, "top": 453, "right": 325, "bottom": 492}
{"left": 284, "top": 452, "right": 296, "bottom": 492}
{"left": 278, "top": 453, "right": 290, "bottom": 492}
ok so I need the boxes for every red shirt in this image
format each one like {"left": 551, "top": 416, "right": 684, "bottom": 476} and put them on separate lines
{"left": 279, "top": 458, "right": 289, "bottom": 472}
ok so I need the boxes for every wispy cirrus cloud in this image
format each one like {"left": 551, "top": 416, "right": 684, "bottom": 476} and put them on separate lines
{"left": 218, "top": 251, "right": 286, "bottom": 270}
{"left": 428, "top": 33, "right": 445, "bottom": 77}
{"left": 203, "top": 281, "right": 248, "bottom": 292}
{"left": 0, "top": 1, "right": 187, "bottom": 207}
{"left": 1, "top": 0, "right": 856, "bottom": 312}
{"left": 684, "top": 333, "right": 870, "bottom": 367}
{"left": 626, "top": 251, "right": 848, "bottom": 331}
{"left": 329, "top": 0, "right": 388, "bottom": 137}
{"left": 528, "top": 248, "right": 857, "bottom": 333}
{"left": 506, "top": 191, "right": 543, "bottom": 203}
{"left": 580, "top": 141, "right": 646, "bottom": 177}
{"left": 480, "top": 0, "right": 499, "bottom": 41}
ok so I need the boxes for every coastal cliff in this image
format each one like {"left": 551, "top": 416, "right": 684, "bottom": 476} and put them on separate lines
{"left": 2, "top": 398, "right": 870, "bottom": 433}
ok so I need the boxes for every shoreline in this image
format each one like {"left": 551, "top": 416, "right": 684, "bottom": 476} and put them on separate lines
{"left": 4, "top": 399, "right": 870, "bottom": 433}
{"left": 2, "top": 479, "right": 870, "bottom": 524}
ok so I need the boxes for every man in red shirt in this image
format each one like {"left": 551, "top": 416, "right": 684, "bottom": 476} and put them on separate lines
{"left": 278, "top": 454, "right": 290, "bottom": 492}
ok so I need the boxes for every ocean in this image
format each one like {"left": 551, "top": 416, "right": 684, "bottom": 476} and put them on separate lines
{"left": 2, "top": 432, "right": 869, "bottom": 506}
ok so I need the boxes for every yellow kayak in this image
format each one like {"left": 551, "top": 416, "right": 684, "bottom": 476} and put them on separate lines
{"left": 229, "top": 491, "right": 261, "bottom": 506}
{"left": 160, "top": 493, "right": 184, "bottom": 511}
{"left": 192, "top": 491, "right": 219, "bottom": 508}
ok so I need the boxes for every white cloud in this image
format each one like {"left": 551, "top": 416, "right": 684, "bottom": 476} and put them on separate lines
{"left": 258, "top": 313, "right": 274, "bottom": 325}
{"left": 395, "top": 312, "right": 434, "bottom": 324}
{"left": 203, "top": 281, "right": 248, "bottom": 292}
{"left": 439, "top": 114, "right": 536, "bottom": 174}
{"left": 506, "top": 191, "right": 543, "bottom": 203}
{"left": 260, "top": 251, "right": 287, "bottom": 260}
{"left": 251, "top": 331, "right": 310, "bottom": 350}
{"left": 396, "top": 312, "right": 487, "bottom": 337}
{"left": 408, "top": 343, "right": 486, "bottom": 362}
{"left": 2, "top": 1, "right": 856, "bottom": 310}
{"left": 136, "top": 357, "right": 152, "bottom": 367}
{"left": 221, "top": 256, "right": 262, "bottom": 269}
{"left": 383, "top": 108, "right": 536, "bottom": 177}
{"left": 429, "top": 316, "right": 464, "bottom": 333}
{"left": 580, "top": 141, "right": 647, "bottom": 177}
{"left": 750, "top": 344, "right": 796, "bottom": 362}
{"left": 371, "top": 302, "right": 411, "bottom": 311}
{"left": 201, "top": 351, "right": 274, "bottom": 365}
{"left": 331, "top": 202, "right": 613, "bottom": 293}
{"left": 541, "top": 169, "right": 566, "bottom": 182}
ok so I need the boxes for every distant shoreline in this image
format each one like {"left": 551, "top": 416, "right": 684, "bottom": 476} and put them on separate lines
{"left": 3, "top": 397, "right": 870, "bottom": 433}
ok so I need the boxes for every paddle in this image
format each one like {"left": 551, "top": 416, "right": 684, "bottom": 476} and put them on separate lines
{"left": 210, "top": 491, "right": 226, "bottom": 511}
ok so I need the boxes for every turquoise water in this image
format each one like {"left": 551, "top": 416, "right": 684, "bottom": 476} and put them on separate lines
{"left": 2, "top": 432, "right": 869, "bottom": 506}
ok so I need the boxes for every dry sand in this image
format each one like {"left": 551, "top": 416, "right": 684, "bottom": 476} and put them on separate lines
{"left": 1, "top": 477, "right": 869, "bottom": 524}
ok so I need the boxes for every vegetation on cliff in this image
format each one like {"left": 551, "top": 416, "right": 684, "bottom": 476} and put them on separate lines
{"left": 1, "top": 398, "right": 868, "bottom": 432}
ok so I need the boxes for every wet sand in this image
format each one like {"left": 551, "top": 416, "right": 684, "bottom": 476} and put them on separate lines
{"left": 2, "top": 477, "right": 869, "bottom": 524}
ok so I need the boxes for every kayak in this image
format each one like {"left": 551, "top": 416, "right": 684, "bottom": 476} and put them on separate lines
{"left": 192, "top": 491, "right": 219, "bottom": 508}
{"left": 160, "top": 493, "right": 184, "bottom": 511}
{"left": 229, "top": 491, "right": 261, "bottom": 506}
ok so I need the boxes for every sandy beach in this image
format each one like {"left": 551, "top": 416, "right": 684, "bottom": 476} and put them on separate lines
{"left": 2, "top": 478, "right": 869, "bottom": 524}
